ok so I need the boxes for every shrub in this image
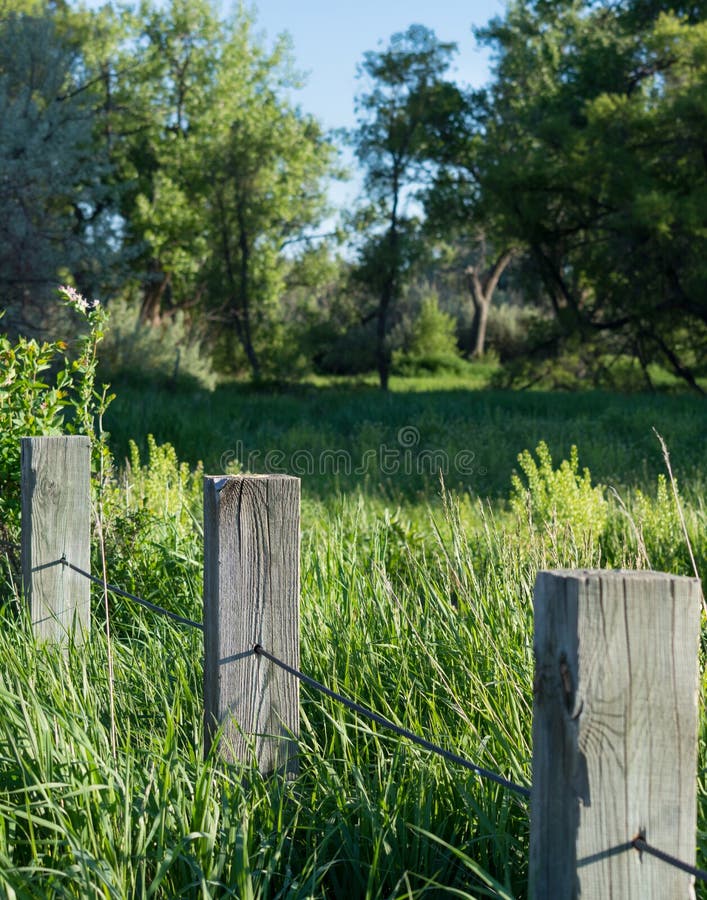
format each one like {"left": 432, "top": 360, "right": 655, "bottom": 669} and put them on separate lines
{"left": 98, "top": 435, "right": 204, "bottom": 627}
{"left": 0, "top": 287, "right": 110, "bottom": 550}
{"left": 485, "top": 304, "right": 549, "bottom": 361}
{"left": 392, "top": 294, "right": 466, "bottom": 376}
{"left": 630, "top": 474, "right": 700, "bottom": 575}
{"left": 510, "top": 441, "right": 608, "bottom": 555}
{"left": 99, "top": 297, "right": 217, "bottom": 390}
{"left": 316, "top": 320, "right": 378, "bottom": 375}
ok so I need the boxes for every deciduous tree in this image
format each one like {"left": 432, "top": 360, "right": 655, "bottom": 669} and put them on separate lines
{"left": 121, "top": 1, "right": 338, "bottom": 378}
{"left": 0, "top": 6, "right": 120, "bottom": 334}
{"left": 474, "top": 0, "right": 707, "bottom": 389}
{"left": 350, "top": 25, "right": 458, "bottom": 389}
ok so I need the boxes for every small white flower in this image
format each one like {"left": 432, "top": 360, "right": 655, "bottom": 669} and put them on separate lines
{"left": 59, "top": 285, "right": 100, "bottom": 313}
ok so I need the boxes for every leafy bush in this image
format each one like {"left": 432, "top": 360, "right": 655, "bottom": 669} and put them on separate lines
{"left": 99, "top": 297, "right": 217, "bottom": 390}
{"left": 618, "top": 474, "right": 704, "bottom": 577}
{"left": 510, "top": 441, "right": 608, "bottom": 555}
{"left": 393, "top": 351, "right": 471, "bottom": 377}
{"left": 117, "top": 435, "right": 203, "bottom": 529}
{"left": 98, "top": 435, "right": 204, "bottom": 628}
{"left": 392, "top": 293, "right": 467, "bottom": 376}
{"left": 484, "top": 303, "right": 548, "bottom": 361}
{"left": 0, "top": 287, "right": 110, "bottom": 549}
{"left": 316, "top": 320, "right": 378, "bottom": 375}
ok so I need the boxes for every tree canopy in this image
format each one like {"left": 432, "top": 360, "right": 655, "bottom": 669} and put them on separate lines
{"left": 1, "top": 0, "right": 705, "bottom": 390}
{"left": 350, "top": 25, "right": 459, "bottom": 389}
{"left": 471, "top": 0, "right": 707, "bottom": 388}
{"left": 0, "top": 0, "right": 339, "bottom": 378}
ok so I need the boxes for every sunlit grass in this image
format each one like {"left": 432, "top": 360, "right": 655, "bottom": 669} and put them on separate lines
{"left": 0, "top": 381, "right": 705, "bottom": 896}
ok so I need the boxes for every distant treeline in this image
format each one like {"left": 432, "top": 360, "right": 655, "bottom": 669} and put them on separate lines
{"left": 1, "top": 0, "right": 705, "bottom": 391}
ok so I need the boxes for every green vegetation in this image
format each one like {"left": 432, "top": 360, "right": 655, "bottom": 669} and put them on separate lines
{"left": 392, "top": 294, "right": 468, "bottom": 377}
{"left": 2, "top": 0, "right": 705, "bottom": 390}
{"left": 0, "top": 289, "right": 110, "bottom": 543}
{"left": 1, "top": 324, "right": 706, "bottom": 894}
{"left": 104, "top": 377, "right": 706, "bottom": 503}
{"left": 1, "top": 0, "right": 706, "bottom": 891}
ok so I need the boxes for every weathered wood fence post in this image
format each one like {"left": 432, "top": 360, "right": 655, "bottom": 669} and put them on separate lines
{"left": 203, "top": 474, "right": 300, "bottom": 774}
{"left": 530, "top": 569, "right": 701, "bottom": 899}
{"left": 21, "top": 435, "right": 91, "bottom": 643}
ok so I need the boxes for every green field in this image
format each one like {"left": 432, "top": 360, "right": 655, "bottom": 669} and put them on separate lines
{"left": 107, "top": 377, "right": 706, "bottom": 501}
{"left": 0, "top": 379, "right": 705, "bottom": 897}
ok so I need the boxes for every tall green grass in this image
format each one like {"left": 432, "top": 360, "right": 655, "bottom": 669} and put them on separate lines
{"left": 0, "top": 495, "right": 541, "bottom": 896}
{"left": 0, "top": 381, "right": 705, "bottom": 896}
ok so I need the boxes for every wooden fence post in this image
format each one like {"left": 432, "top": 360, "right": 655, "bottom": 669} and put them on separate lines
{"left": 530, "top": 569, "right": 701, "bottom": 899}
{"left": 21, "top": 436, "right": 91, "bottom": 643}
{"left": 203, "top": 474, "right": 300, "bottom": 774}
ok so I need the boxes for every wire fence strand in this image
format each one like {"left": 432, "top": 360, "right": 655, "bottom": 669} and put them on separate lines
{"left": 632, "top": 837, "right": 707, "bottom": 884}
{"left": 62, "top": 554, "right": 531, "bottom": 798}
{"left": 51, "top": 558, "right": 707, "bottom": 882}
{"left": 253, "top": 643, "right": 531, "bottom": 799}
{"left": 23, "top": 557, "right": 707, "bottom": 879}
{"left": 62, "top": 557, "right": 203, "bottom": 631}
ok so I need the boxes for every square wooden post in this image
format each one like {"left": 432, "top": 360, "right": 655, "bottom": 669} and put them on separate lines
{"left": 21, "top": 436, "right": 91, "bottom": 643}
{"left": 203, "top": 474, "right": 300, "bottom": 775}
{"left": 530, "top": 569, "right": 701, "bottom": 899}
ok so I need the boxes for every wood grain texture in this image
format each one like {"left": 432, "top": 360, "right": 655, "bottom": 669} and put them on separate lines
{"left": 530, "top": 569, "right": 701, "bottom": 900}
{"left": 203, "top": 475, "right": 300, "bottom": 774}
{"left": 21, "top": 436, "right": 91, "bottom": 643}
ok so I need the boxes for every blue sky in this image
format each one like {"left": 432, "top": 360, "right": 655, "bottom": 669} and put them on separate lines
{"left": 243, "top": 0, "right": 505, "bottom": 132}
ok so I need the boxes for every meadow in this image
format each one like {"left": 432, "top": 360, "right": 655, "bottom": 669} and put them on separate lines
{"left": 0, "top": 375, "right": 705, "bottom": 897}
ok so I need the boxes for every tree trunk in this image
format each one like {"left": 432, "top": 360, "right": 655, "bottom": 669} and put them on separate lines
{"left": 376, "top": 289, "right": 391, "bottom": 391}
{"left": 376, "top": 208, "right": 400, "bottom": 391}
{"left": 473, "top": 297, "right": 491, "bottom": 358}
{"left": 217, "top": 192, "right": 262, "bottom": 381}
{"left": 240, "top": 325, "right": 261, "bottom": 381}
{"left": 236, "top": 202, "right": 261, "bottom": 382}
{"left": 465, "top": 246, "right": 516, "bottom": 358}
{"left": 653, "top": 331, "right": 705, "bottom": 395}
{"left": 140, "top": 261, "right": 172, "bottom": 325}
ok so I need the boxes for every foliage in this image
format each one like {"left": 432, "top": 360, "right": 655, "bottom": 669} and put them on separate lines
{"left": 0, "top": 288, "right": 110, "bottom": 542}
{"left": 0, "top": 1, "right": 338, "bottom": 382}
{"left": 483, "top": 303, "right": 546, "bottom": 362}
{"left": 0, "top": 9, "right": 122, "bottom": 331}
{"left": 314, "top": 320, "right": 379, "bottom": 376}
{"left": 407, "top": 293, "right": 459, "bottom": 359}
{"left": 117, "top": 0, "right": 338, "bottom": 380}
{"left": 473, "top": 1, "right": 707, "bottom": 391}
{"left": 350, "top": 25, "right": 461, "bottom": 389}
{"left": 616, "top": 473, "right": 706, "bottom": 577}
{"left": 510, "top": 441, "right": 608, "bottom": 556}
{"left": 1, "top": 367, "right": 706, "bottom": 893}
{"left": 99, "top": 296, "right": 217, "bottom": 390}
{"left": 392, "top": 292, "right": 467, "bottom": 376}
{"left": 4, "top": 1, "right": 707, "bottom": 387}
{"left": 120, "top": 435, "right": 202, "bottom": 527}
{"left": 103, "top": 378, "right": 706, "bottom": 506}
{"left": 98, "top": 435, "right": 204, "bottom": 631}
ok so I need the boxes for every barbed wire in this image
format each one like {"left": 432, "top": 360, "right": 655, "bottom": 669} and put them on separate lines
{"left": 253, "top": 643, "right": 531, "bottom": 799}
{"left": 43, "top": 557, "right": 707, "bottom": 881}
{"left": 61, "top": 552, "right": 531, "bottom": 797}
{"left": 61, "top": 557, "right": 203, "bottom": 631}
{"left": 632, "top": 836, "right": 707, "bottom": 884}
